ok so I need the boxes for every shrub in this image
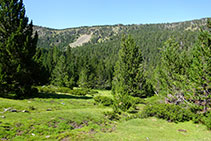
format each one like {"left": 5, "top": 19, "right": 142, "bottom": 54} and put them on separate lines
{"left": 132, "top": 97, "right": 146, "bottom": 104}
{"left": 71, "top": 89, "right": 87, "bottom": 96}
{"left": 104, "top": 111, "right": 121, "bottom": 120}
{"left": 37, "top": 86, "right": 56, "bottom": 93}
{"left": 88, "top": 90, "right": 99, "bottom": 96}
{"left": 141, "top": 103, "right": 193, "bottom": 122}
{"left": 56, "top": 87, "right": 72, "bottom": 93}
{"left": 37, "top": 86, "right": 73, "bottom": 94}
{"left": 94, "top": 96, "right": 113, "bottom": 106}
{"left": 37, "top": 86, "right": 99, "bottom": 97}
{"left": 193, "top": 112, "right": 211, "bottom": 130}
{"left": 203, "top": 112, "right": 211, "bottom": 129}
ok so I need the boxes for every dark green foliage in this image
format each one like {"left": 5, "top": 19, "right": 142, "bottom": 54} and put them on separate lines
{"left": 131, "top": 97, "right": 146, "bottom": 104}
{"left": 156, "top": 38, "right": 191, "bottom": 97}
{"left": 141, "top": 103, "right": 193, "bottom": 122}
{"left": 70, "top": 89, "right": 89, "bottom": 96}
{"left": 94, "top": 96, "right": 113, "bottom": 106}
{"left": 155, "top": 20, "right": 211, "bottom": 113}
{"left": 51, "top": 54, "right": 72, "bottom": 88}
{"left": 0, "top": 0, "right": 43, "bottom": 98}
{"left": 39, "top": 46, "right": 75, "bottom": 89}
{"left": 104, "top": 111, "right": 121, "bottom": 120}
{"left": 36, "top": 19, "right": 204, "bottom": 91}
{"left": 78, "top": 63, "right": 95, "bottom": 88}
{"left": 191, "top": 111, "right": 211, "bottom": 130}
{"left": 112, "top": 35, "right": 147, "bottom": 97}
{"left": 186, "top": 22, "right": 211, "bottom": 112}
{"left": 202, "top": 112, "right": 211, "bottom": 129}
{"left": 112, "top": 35, "right": 152, "bottom": 112}
{"left": 137, "top": 20, "right": 211, "bottom": 129}
{"left": 113, "top": 94, "right": 135, "bottom": 112}
{"left": 142, "top": 103, "right": 211, "bottom": 129}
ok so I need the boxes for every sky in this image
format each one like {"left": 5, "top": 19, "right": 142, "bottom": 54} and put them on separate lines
{"left": 24, "top": 0, "right": 211, "bottom": 29}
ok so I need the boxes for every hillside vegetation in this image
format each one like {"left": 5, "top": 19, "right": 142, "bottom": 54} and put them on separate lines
{"left": 36, "top": 18, "right": 210, "bottom": 91}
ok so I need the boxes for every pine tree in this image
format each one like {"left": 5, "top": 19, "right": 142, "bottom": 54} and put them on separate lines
{"left": 157, "top": 20, "right": 211, "bottom": 110}
{"left": 78, "top": 63, "right": 95, "bottom": 88}
{"left": 157, "top": 38, "right": 191, "bottom": 104}
{"left": 112, "top": 35, "right": 148, "bottom": 112}
{"left": 187, "top": 20, "right": 211, "bottom": 112}
{"left": 51, "top": 54, "right": 72, "bottom": 88}
{"left": 158, "top": 39, "right": 186, "bottom": 93}
{"left": 0, "top": 0, "right": 39, "bottom": 98}
{"left": 65, "top": 47, "right": 76, "bottom": 87}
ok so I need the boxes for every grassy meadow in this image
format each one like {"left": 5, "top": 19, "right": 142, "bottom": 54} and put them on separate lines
{"left": 0, "top": 87, "right": 210, "bottom": 141}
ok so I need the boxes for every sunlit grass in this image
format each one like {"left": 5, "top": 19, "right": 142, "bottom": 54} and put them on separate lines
{"left": 0, "top": 90, "right": 112, "bottom": 140}
{"left": 0, "top": 89, "right": 210, "bottom": 140}
{"left": 94, "top": 117, "right": 211, "bottom": 141}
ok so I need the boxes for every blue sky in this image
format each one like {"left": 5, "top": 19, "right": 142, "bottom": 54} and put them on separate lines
{"left": 24, "top": 0, "right": 211, "bottom": 29}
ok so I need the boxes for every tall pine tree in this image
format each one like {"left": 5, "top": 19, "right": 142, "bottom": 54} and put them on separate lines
{"left": 0, "top": 0, "right": 39, "bottom": 98}
{"left": 157, "top": 38, "right": 191, "bottom": 100}
{"left": 112, "top": 35, "right": 149, "bottom": 112}
{"left": 51, "top": 54, "right": 73, "bottom": 88}
{"left": 187, "top": 20, "right": 211, "bottom": 112}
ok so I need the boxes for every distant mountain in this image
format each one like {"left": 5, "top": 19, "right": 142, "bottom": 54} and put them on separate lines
{"left": 34, "top": 18, "right": 209, "bottom": 50}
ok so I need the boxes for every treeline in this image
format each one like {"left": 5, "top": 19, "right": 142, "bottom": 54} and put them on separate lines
{"left": 38, "top": 39, "right": 120, "bottom": 89}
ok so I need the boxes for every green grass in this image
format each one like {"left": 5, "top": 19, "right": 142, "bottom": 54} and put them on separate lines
{"left": 0, "top": 89, "right": 211, "bottom": 141}
{"left": 93, "top": 118, "right": 211, "bottom": 141}
{"left": 0, "top": 90, "right": 112, "bottom": 140}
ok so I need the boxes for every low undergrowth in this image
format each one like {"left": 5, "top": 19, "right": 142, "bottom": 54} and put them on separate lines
{"left": 141, "top": 103, "right": 211, "bottom": 129}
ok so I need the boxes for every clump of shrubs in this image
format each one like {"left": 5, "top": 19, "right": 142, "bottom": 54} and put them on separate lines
{"left": 141, "top": 103, "right": 193, "bottom": 122}
{"left": 141, "top": 103, "right": 211, "bottom": 130}
{"left": 104, "top": 111, "right": 121, "bottom": 120}
{"left": 37, "top": 85, "right": 98, "bottom": 96}
{"left": 71, "top": 89, "right": 88, "bottom": 96}
{"left": 94, "top": 96, "right": 113, "bottom": 106}
{"left": 37, "top": 85, "right": 57, "bottom": 93}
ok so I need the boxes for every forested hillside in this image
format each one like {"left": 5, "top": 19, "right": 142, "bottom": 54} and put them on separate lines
{"left": 35, "top": 18, "right": 209, "bottom": 89}
{"left": 35, "top": 18, "right": 207, "bottom": 50}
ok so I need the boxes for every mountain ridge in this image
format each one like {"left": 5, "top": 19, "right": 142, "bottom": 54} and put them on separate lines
{"left": 34, "top": 17, "right": 209, "bottom": 49}
{"left": 34, "top": 17, "right": 209, "bottom": 30}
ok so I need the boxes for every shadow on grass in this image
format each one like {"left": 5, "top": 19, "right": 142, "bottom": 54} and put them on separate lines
{"left": 0, "top": 92, "right": 92, "bottom": 100}
{"left": 35, "top": 92, "right": 93, "bottom": 100}
{"left": 0, "top": 93, "right": 17, "bottom": 99}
